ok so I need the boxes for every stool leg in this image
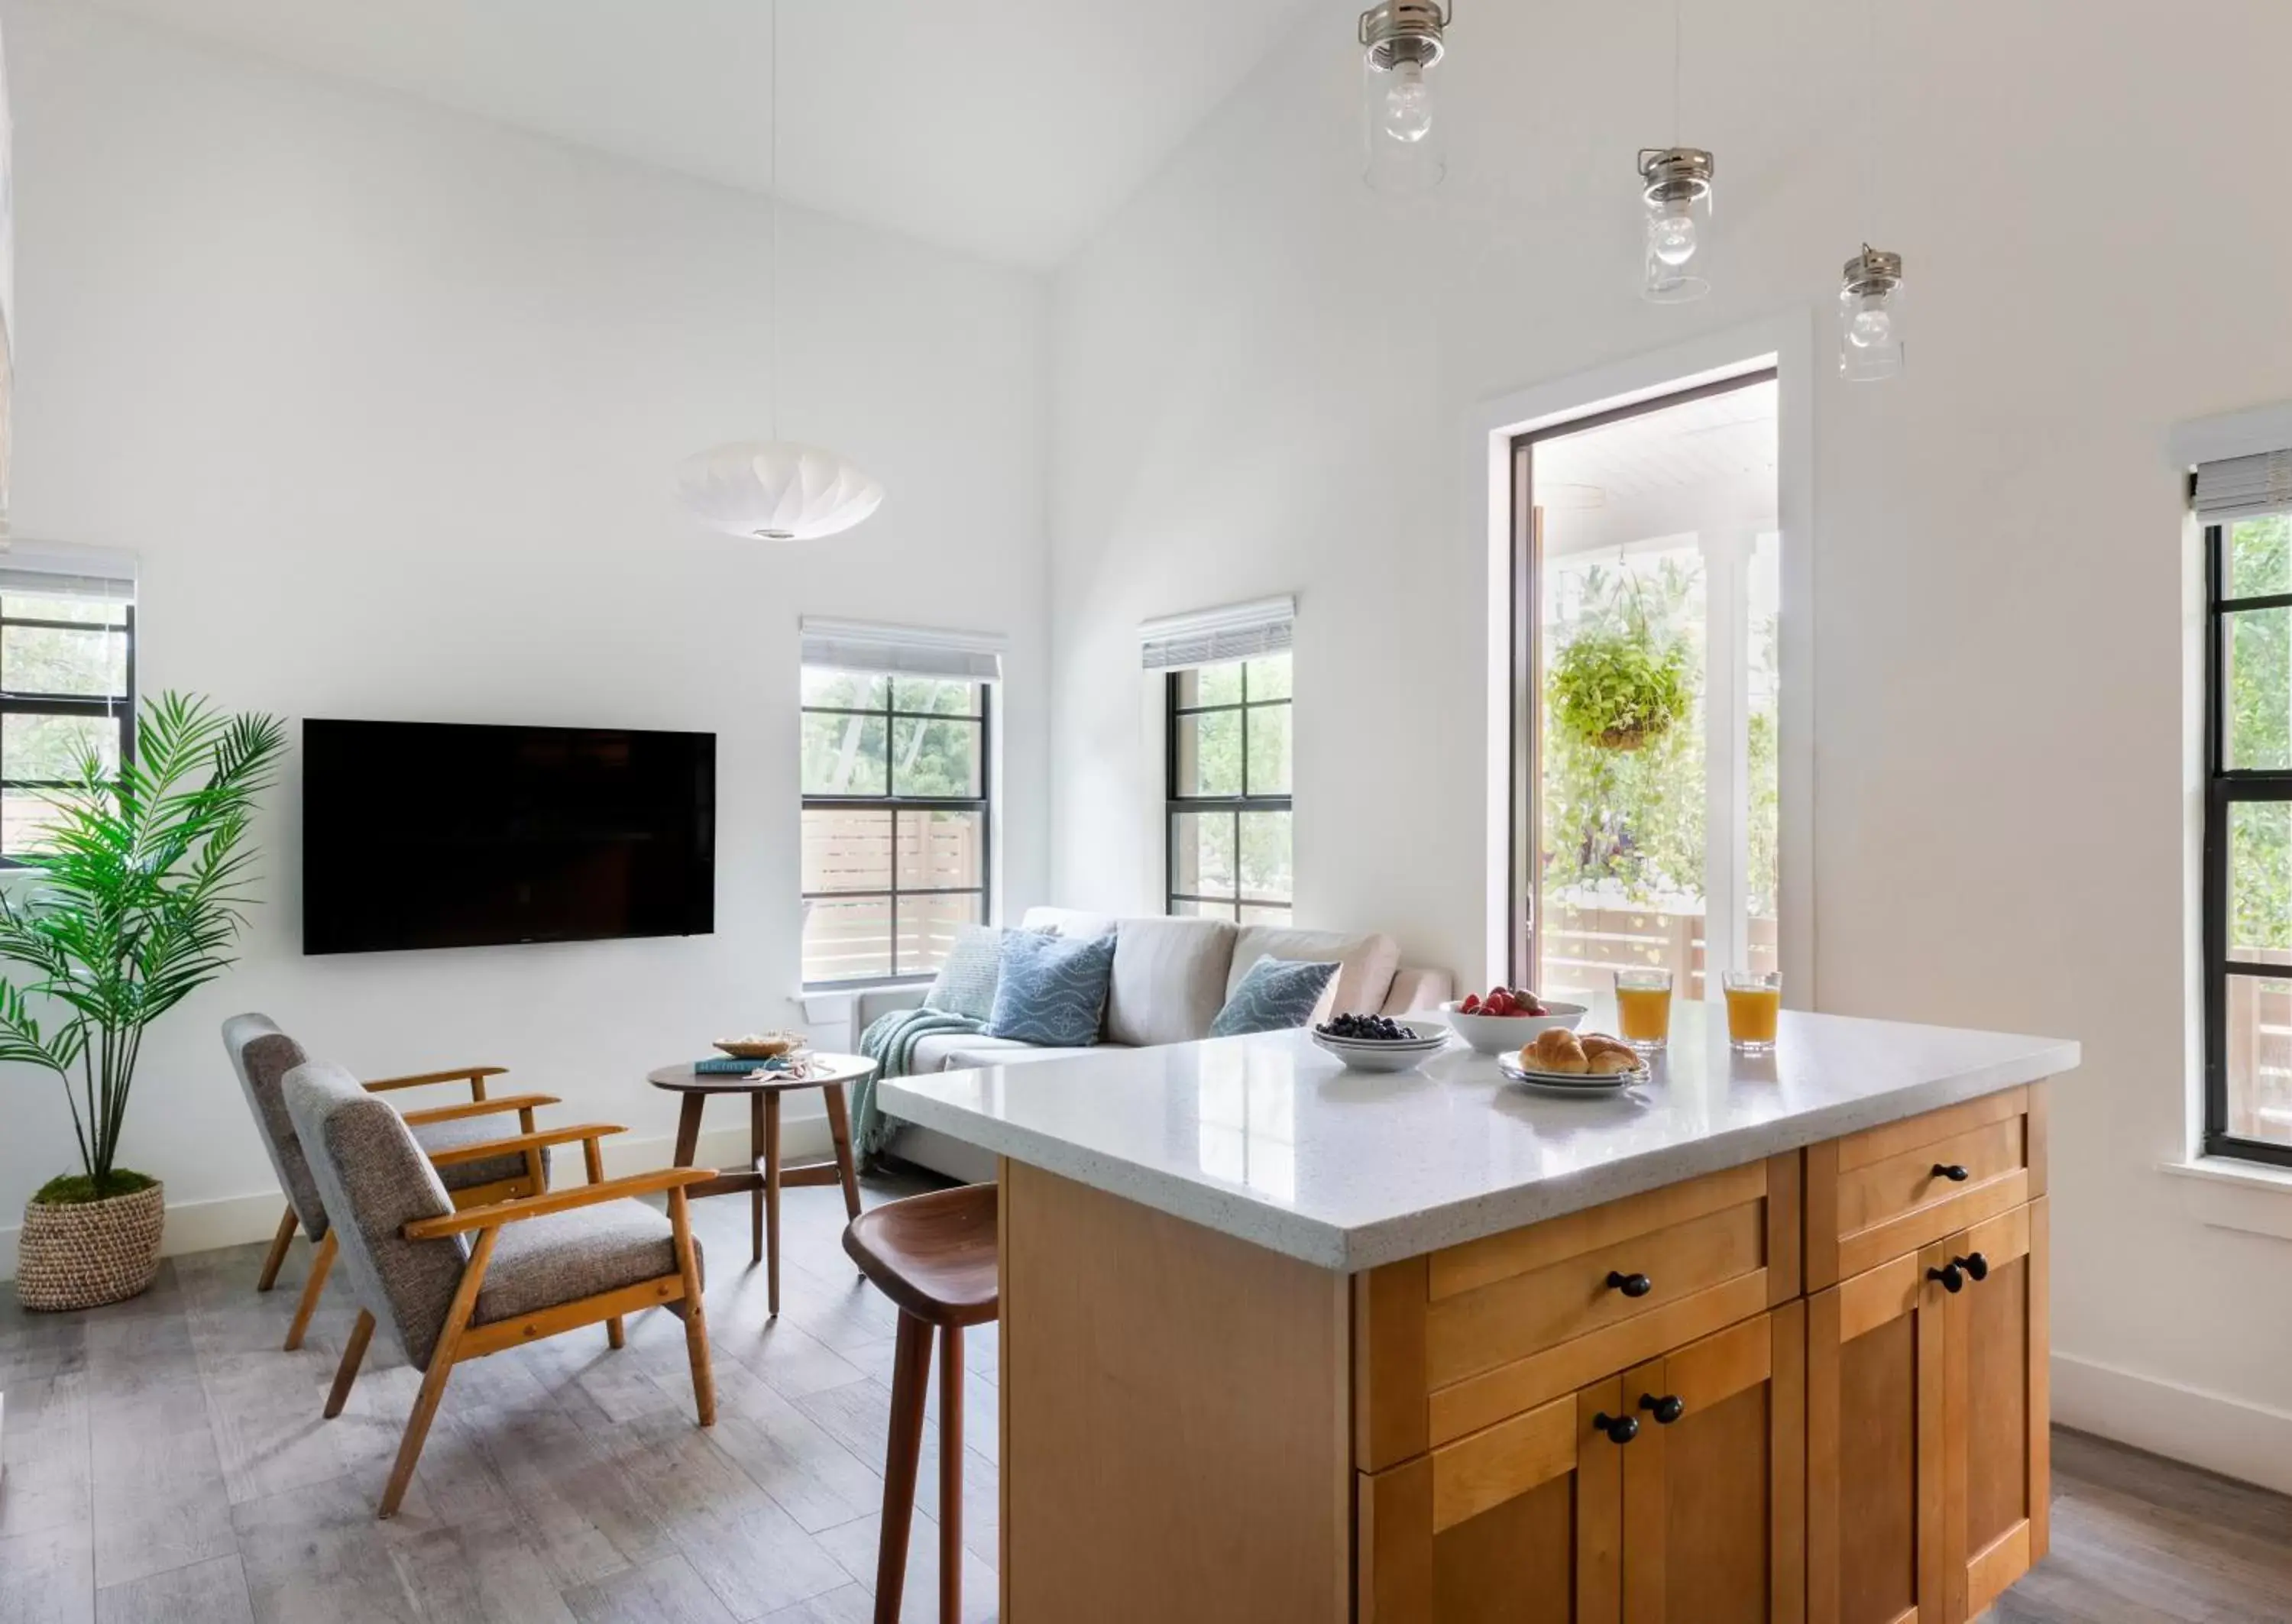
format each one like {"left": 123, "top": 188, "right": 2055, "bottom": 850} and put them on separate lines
{"left": 876, "top": 1312, "right": 931, "bottom": 1624}
{"left": 763, "top": 1092, "right": 783, "bottom": 1314}
{"left": 938, "top": 1324, "right": 964, "bottom": 1624}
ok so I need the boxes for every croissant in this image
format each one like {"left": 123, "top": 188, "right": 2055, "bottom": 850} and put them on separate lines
{"left": 1579, "top": 1033, "right": 1635, "bottom": 1059}
{"left": 1527, "top": 1027, "right": 1589, "bottom": 1073}
{"left": 1586, "top": 1048, "right": 1640, "bottom": 1076}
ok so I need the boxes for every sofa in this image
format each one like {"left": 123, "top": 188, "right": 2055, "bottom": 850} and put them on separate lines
{"left": 859, "top": 907, "right": 1452, "bottom": 1181}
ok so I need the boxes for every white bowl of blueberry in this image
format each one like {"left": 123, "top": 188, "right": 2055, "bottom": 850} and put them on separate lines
{"left": 1310, "top": 1013, "right": 1452, "bottom": 1072}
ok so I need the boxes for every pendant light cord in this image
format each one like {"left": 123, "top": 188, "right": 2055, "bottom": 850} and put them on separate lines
{"left": 1672, "top": 0, "right": 1682, "bottom": 145}
{"left": 1862, "top": 0, "right": 1878, "bottom": 231}
{"left": 769, "top": 0, "right": 781, "bottom": 441}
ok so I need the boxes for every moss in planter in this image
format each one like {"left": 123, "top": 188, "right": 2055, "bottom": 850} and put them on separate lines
{"left": 33, "top": 1169, "right": 158, "bottom": 1206}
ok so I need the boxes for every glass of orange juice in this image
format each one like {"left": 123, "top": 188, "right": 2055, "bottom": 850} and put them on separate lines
{"left": 1614, "top": 967, "right": 1673, "bottom": 1051}
{"left": 1724, "top": 971, "right": 1782, "bottom": 1053}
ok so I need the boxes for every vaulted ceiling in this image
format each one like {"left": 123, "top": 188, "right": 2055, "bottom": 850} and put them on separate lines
{"left": 63, "top": 0, "right": 1318, "bottom": 269}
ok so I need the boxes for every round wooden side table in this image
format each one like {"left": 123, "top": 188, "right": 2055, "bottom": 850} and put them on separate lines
{"left": 646, "top": 1053, "right": 876, "bottom": 1315}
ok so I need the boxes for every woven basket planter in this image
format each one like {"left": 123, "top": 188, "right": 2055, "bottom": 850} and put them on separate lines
{"left": 15, "top": 1180, "right": 165, "bottom": 1312}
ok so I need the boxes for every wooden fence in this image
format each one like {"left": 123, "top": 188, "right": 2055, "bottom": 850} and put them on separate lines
{"left": 1540, "top": 898, "right": 1779, "bottom": 1002}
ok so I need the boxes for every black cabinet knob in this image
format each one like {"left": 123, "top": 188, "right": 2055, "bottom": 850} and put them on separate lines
{"left": 1591, "top": 1411, "right": 1640, "bottom": 1444}
{"left": 1639, "top": 1393, "right": 1685, "bottom": 1425}
{"left": 1927, "top": 1262, "right": 1965, "bottom": 1294}
{"left": 1932, "top": 1163, "right": 1970, "bottom": 1182}
{"left": 1955, "top": 1252, "right": 1989, "bottom": 1283}
{"left": 1607, "top": 1270, "right": 1654, "bottom": 1299}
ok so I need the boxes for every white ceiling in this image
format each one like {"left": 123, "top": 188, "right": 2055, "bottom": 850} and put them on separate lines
{"left": 64, "top": 0, "right": 1317, "bottom": 269}
{"left": 1536, "top": 380, "right": 1779, "bottom": 554}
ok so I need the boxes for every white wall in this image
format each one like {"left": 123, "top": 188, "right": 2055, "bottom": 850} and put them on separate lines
{"left": 0, "top": 1, "right": 1050, "bottom": 1249}
{"left": 1048, "top": 0, "right": 2292, "bottom": 1481}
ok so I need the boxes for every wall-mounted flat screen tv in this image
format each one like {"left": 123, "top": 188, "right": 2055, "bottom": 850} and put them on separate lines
{"left": 302, "top": 718, "right": 715, "bottom": 955}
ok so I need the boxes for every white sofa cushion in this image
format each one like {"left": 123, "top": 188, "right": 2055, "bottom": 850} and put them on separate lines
{"left": 911, "top": 1033, "right": 1038, "bottom": 1072}
{"left": 1228, "top": 926, "right": 1401, "bottom": 1020}
{"left": 1105, "top": 916, "right": 1237, "bottom": 1046}
{"left": 937, "top": 1043, "right": 1112, "bottom": 1070}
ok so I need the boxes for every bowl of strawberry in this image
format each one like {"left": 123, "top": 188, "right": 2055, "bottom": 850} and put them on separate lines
{"left": 1439, "top": 987, "right": 1588, "bottom": 1054}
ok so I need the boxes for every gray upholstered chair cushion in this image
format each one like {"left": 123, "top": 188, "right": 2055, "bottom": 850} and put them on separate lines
{"left": 283, "top": 1061, "right": 470, "bottom": 1372}
{"left": 224, "top": 1013, "right": 329, "bottom": 1239}
{"left": 410, "top": 1112, "right": 554, "bottom": 1192}
{"left": 472, "top": 1203, "right": 698, "bottom": 1327}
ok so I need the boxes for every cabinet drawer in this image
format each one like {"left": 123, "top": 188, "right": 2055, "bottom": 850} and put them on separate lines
{"left": 1355, "top": 1153, "right": 1802, "bottom": 1470}
{"left": 1805, "top": 1085, "right": 2048, "bottom": 1290}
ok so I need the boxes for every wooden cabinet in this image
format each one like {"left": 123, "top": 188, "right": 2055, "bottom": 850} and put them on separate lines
{"left": 1359, "top": 1308, "right": 1805, "bottom": 1624}
{"left": 1806, "top": 1198, "right": 2050, "bottom": 1624}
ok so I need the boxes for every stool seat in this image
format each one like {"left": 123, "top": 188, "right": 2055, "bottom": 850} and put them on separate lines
{"left": 843, "top": 1182, "right": 998, "bottom": 1328}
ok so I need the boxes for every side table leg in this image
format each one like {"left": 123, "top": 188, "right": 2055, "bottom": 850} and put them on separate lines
{"left": 763, "top": 1091, "right": 783, "bottom": 1316}
{"left": 823, "top": 1082, "right": 863, "bottom": 1222}
{"left": 749, "top": 1089, "right": 766, "bottom": 1266}
{"left": 672, "top": 1093, "right": 706, "bottom": 1168}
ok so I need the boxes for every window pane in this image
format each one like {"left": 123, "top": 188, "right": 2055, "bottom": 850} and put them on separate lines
{"left": 2231, "top": 801, "right": 2292, "bottom": 960}
{"left": 1238, "top": 810, "right": 1293, "bottom": 903}
{"left": 1245, "top": 704, "right": 1291, "bottom": 797}
{"left": 2, "top": 595, "right": 127, "bottom": 627}
{"left": 1175, "top": 663, "right": 1243, "bottom": 708}
{"left": 896, "top": 808, "right": 985, "bottom": 891}
{"left": 1245, "top": 653, "right": 1292, "bottom": 701}
{"left": 2, "top": 788, "right": 68, "bottom": 856}
{"left": 2229, "top": 515, "right": 2292, "bottom": 600}
{"left": 801, "top": 807, "right": 892, "bottom": 893}
{"left": 2226, "top": 606, "right": 2292, "bottom": 770}
{"left": 801, "top": 710, "right": 889, "bottom": 795}
{"left": 1174, "top": 710, "right": 1243, "bottom": 797}
{"left": 892, "top": 678, "right": 981, "bottom": 717}
{"left": 5, "top": 713, "right": 121, "bottom": 781}
{"left": 889, "top": 717, "right": 982, "bottom": 798}
{"left": 801, "top": 669, "right": 887, "bottom": 710}
{"left": 1172, "top": 897, "right": 1238, "bottom": 921}
{"left": 1171, "top": 810, "right": 1237, "bottom": 900}
{"left": 2226, "top": 973, "right": 2292, "bottom": 1148}
{"left": 3, "top": 626, "right": 127, "bottom": 697}
{"left": 804, "top": 894, "right": 892, "bottom": 984}
{"left": 898, "top": 891, "right": 984, "bottom": 977}
{"left": 1238, "top": 904, "right": 1293, "bottom": 926}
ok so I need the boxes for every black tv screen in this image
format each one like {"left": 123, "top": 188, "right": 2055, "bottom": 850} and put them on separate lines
{"left": 302, "top": 718, "right": 715, "bottom": 955}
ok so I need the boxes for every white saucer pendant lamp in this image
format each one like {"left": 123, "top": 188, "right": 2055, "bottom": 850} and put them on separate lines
{"left": 675, "top": 442, "right": 884, "bottom": 541}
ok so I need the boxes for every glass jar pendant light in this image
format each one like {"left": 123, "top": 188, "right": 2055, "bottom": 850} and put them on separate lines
{"left": 1837, "top": 246, "right": 1905, "bottom": 381}
{"left": 1358, "top": 0, "right": 1449, "bottom": 194}
{"left": 1638, "top": 147, "right": 1714, "bottom": 302}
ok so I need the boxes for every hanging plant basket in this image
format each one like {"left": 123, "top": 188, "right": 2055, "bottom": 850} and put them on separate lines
{"left": 1549, "top": 626, "right": 1692, "bottom": 753}
{"left": 16, "top": 1177, "right": 165, "bottom": 1312}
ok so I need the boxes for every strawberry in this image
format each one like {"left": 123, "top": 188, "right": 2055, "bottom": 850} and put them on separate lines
{"left": 1459, "top": 992, "right": 1481, "bottom": 1014}
{"left": 1485, "top": 990, "right": 1513, "bottom": 1017}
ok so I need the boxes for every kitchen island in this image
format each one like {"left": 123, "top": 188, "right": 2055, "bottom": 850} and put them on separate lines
{"left": 881, "top": 1002, "right": 2078, "bottom": 1624}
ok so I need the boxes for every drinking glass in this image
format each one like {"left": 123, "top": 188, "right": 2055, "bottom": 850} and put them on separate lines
{"left": 1724, "top": 971, "right": 1782, "bottom": 1053}
{"left": 1614, "top": 967, "right": 1673, "bottom": 1051}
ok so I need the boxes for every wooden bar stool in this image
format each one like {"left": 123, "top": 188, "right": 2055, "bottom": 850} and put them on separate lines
{"left": 843, "top": 1182, "right": 999, "bottom": 1624}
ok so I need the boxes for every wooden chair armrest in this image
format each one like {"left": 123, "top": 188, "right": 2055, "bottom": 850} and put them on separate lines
{"left": 423, "top": 1123, "right": 624, "bottom": 1168}
{"left": 403, "top": 1167, "right": 720, "bottom": 1239}
{"left": 400, "top": 1093, "right": 562, "bottom": 1127}
{"left": 363, "top": 1066, "right": 508, "bottom": 1101}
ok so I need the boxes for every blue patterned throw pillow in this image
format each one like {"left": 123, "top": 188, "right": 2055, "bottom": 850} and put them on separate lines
{"left": 986, "top": 929, "right": 1117, "bottom": 1047}
{"left": 924, "top": 925, "right": 1003, "bottom": 1022}
{"left": 1209, "top": 956, "right": 1339, "bottom": 1037}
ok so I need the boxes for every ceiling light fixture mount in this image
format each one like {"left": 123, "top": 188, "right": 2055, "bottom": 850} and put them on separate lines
{"left": 1358, "top": 0, "right": 1450, "bottom": 194}
{"left": 1837, "top": 245, "right": 1905, "bottom": 383}
{"left": 1637, "top": 147, "right": 1714, "bottom": 304}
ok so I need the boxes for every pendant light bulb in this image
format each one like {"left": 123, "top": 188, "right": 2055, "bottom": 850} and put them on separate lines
{"left": 1837, "top": 247, "right": 1906, "bottom": 382}
{"left": 1358, "top": 0, "right": 1449, "bottom": 193}
{"left": 1637, "top": 148, "right": 1714, "bottom": 302}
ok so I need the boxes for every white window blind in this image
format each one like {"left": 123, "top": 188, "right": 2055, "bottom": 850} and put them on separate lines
{"left": 2194, "top": 450, "right": 2292, "bottom": 522}
{"left": 1138, "top": 594, "right": 1295, "bottom": 671}
{"left": 0, "top": 541, "right": 137, "bottom": 604}
{"left": 798, "top": 617, "right": 1005, "bottom": 682}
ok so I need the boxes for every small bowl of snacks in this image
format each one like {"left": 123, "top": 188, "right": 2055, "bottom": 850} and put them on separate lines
{"left": 714, "top": 1031, "right": 807, "bottom": 1061}
{"left": 1310, "top": 1013, "right": 1452, "bottom": 1073}
{"left": 1439, "top": 988, "right": 1588, "bottom": 1055}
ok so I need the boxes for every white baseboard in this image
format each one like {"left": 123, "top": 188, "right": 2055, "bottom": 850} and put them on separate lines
{"left": 2053, "top": 1350, "right": 2292, "bottom": 1495}
{"left": 0, "top": 1118, "right": 834, "bottom": 1282}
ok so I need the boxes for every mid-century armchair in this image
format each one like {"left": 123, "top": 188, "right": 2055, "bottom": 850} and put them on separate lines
{"left": 282, "top": 1059, "right": 716, "bottom": 1518}
{"left": 223, "top": 1013, "right": 599, "bottom": 1350}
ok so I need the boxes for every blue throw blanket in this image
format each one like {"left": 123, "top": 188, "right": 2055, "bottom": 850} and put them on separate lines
{"left": 854, "top": 1006, "right": 986, "bottom": 1159}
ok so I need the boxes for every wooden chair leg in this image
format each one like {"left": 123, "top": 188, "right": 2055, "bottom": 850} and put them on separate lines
{"left": 325, "top": 1310, "right": 375, "bottom": 1418}
{"left": 606, "top": 1316, "right": 626, "bottom": 1349}
{"left": 668, "top": 1189, "right": 715, "bottom": 1426}
{"left": 824, "top": 1084, "right": 863, "bottom": 1222}
{"left": 938, "top": 1324, "right": 964, "bottom": 1624}
{"left": 875, "top": 1312, "right": 932, "bottom": 1624}
{"left": 379, "top": 1228, "right": 496, "bottom": 1519}
{"left": 581, "top": 1134, "right": 625, "bottom": 1350}
{"left": 284, "top": 1231, "right": 338, "bottom": 1351}
{"left": 763, "top": 1092, "right": 783, "bottom": 1315}
{"left": 256, "top": 1205, "right": 298, "bottom": 1292}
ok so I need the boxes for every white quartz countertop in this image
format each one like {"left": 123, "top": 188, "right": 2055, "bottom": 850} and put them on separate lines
{"left": 877, "top": 1002, "right": 2078, "bottom": 1272}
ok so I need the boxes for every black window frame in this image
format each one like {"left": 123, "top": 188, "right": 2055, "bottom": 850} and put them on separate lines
{"left": 1165, "top": 656, "right": 1293, "bottom": 922}
{"left": 0, "top": 597, "right": 138, "bottom": 869}
{"left": 799, "top": 675, "right": 992, "bottom": 989}
{"left": 2203, "top": 516, "right": 2292, "bottom": 1167}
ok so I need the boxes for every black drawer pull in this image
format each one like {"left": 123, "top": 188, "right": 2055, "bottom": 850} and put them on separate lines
{"left": 1591, "top": 1411, "right": 1640, "bottom": 1444}
{"left": 1928, "top": 1262, "right": 1965, "bottom": 1294}
{"left": 1932, "top": 1163, "right": 1970, "bottom": 1182}
{"left": 1606, "top": 1270, "right": 1653, "bottom": 1299}
{"left": 1639, "top": 1393, "right": 1685, "bottom": 1425}
{"left": 1954, "top": 1251, "right": 1989, "bottom": 1283}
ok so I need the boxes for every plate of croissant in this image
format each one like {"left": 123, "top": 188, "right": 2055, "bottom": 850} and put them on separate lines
{"left": 1497, "top": 1027, "right": 1648, "bottom": 1090}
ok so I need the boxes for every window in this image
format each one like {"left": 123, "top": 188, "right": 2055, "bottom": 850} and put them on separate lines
{"left": 801, "top": 671, "right": 990, "bottom": 985}
{"left": 2204, "top": 503, "right": 2292, "bottom": 1165}
{"left": 0, "top": 587, "right": 135, "bottom": 863}
{"left": 1167, "top": 652, "right": 1293, "bottom": 924}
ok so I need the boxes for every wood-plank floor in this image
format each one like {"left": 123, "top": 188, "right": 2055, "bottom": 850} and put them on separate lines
{"left": 4, "top": 1166, "right": 2289, "bottom": 1622}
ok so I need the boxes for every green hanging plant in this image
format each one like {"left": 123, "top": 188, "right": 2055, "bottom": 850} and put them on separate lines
{"left": 1549, "top": 624, "right": 1692, "bottom": 752}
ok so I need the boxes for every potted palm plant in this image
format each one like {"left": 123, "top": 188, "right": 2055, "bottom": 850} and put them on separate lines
{"left": 6, "top": 694, "right": 286, "bottom": 1311}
